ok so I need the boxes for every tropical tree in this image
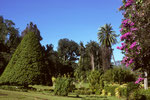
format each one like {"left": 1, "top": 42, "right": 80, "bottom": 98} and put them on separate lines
{"left": 97, "top": 24, "right": 118, "bottom": 71}
{"left": 86, "top": 41, "right": 100, "bottom": 71}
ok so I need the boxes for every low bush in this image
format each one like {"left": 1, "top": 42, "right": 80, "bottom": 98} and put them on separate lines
{"left": 88, "top": 70, "right": 104, "bottom": 94}
{"left": 104, "top": 85, "right": 118, "bottom": 96}
{"left": 129, "top": 90, "right": 146, "bottom": 100}
{"left": 125, "top": 82, "right": 139, "bottom": 99}
{"left": 103, "top": 68, "right": 135, "bottom": 84}
{"left": 54, "top": 75, "right": 74, "bottom": 96}
{"left": 137, "top": 89, "right": 150, "bottom": 100}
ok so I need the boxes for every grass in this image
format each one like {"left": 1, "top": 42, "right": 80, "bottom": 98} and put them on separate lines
{"left": 0, "top": 89, "right": 125, "bottom": 100}
{"left": 0, "top": 84, "right": 125, "bottom": 100}
{"left": 0, "top": 89, "right": 81, "bottom": 100}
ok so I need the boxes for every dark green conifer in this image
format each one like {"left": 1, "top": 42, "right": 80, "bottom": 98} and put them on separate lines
{"left": 0, "top": 31, "right": 51, "bottom": 86}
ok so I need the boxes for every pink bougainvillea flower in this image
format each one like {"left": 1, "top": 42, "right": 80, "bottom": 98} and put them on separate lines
{"left": 120, "top": 32, "right": 132, "bottom": 41}
{"left": 122, "top": 19, "right": 135, "bottom": 27}
{"left": 122, "top": 56, "right": 128, "bottom": 64}
{"left": 130, "top": 28, "right": 138, "bottom": 31}
{"left": 137, "top": 46, "right": 141, "bottom": 50}
{"left": 116, "top": 46, "right": 120, "bottom": 49}
{"left": 126, "top": 63, "right": 129, "bottom": 67}
{"left": 129, "top": 58, "right": 133, "bottom": 64}
{"left": 125, "top": 0, "right": 134, "bottom": 8}
{"left": 130, "top": 22, "right": 134, "bottom": 26}
{"left": 130, "top": 41, "right": 137, "bottom": 49}
{"left": 120, "top": 28, "right": 123, "bottom": 32}
{"left": 135, "top": 77, "right": 144, "bottom": 84}
{"left": 117, "top": 43, "right": 127, "bottom": 50}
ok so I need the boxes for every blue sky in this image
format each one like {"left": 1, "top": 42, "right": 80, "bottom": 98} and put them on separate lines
{"left": 0, "top": 0, "right": 124, "bottom": 61}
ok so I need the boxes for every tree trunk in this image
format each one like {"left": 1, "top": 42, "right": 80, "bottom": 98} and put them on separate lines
{"left": 144, "top": 71, "right": 148, "bottom": 90}
{"left": 112, "top": 52, "right": 116, "bottom": 66}
{"left": 90, "top": 54, "right": 95, "bottom": 71}
{"left": 102, "top": 47, "right": 111, "bottom": 71}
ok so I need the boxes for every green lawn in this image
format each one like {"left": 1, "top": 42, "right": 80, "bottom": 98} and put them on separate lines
{"left": 0, "top": 89, "right": 125, "bottom": 100}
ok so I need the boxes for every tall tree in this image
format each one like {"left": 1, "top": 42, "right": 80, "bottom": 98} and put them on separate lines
{"left": 79, "top": 41, "right": 86, "bottom": 63}
{"left": 0, "top": 16, "right": 21, "bottom": 75}
{"left": 86, "top": 41, "right": 100, "bottom": 71}
{"left": 0, "top": 23, "right": 51, "bottom": 86}
{"left": 98, "top": 24, "right": 118, "bottom": 71}
{"left": 21, "top": 22, "right": 42, "bottom": 40}
{"left": 58, "top": 38, "right": 80, "bottom": 63}
{"left": 118, "top": 0, "right": 150, "bottom": 89}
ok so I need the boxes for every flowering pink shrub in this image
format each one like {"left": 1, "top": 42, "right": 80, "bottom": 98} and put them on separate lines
{"left": 130, "top": 42, "right": 136, "bottom": 49}
{"left": 117, "top": 0, "right": 142, "bottom": 68}
{"left": 125, "top": 0, "right": 134, "bottom": 8}
{"left": 117, "top": 0, "right": 147, "bottom": 84}
{"left": 135, "top": 76, "right": 144, "bottom": 84}
{"left": 120, "top": 32, "right": 132, "bottom": 41}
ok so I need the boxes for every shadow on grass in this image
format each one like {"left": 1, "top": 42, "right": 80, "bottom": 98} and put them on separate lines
{"left": 0, "top": 93, "right": 8, "bottom": 96}
{"left": 67, "top": 95, "right": 82, "bottom": 98}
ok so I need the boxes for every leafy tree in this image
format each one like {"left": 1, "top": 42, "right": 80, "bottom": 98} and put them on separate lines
{"left": 42, "top": 44, "right": 67, "bottom": 76}
{"left": 86, "top": 41, "right": 101, "bottom": 71}
{"left": 0, "top": 16, "right": 21, "bottom": 75}
{"left": 97, "top": 24, "right": 118, "bottom": 71}
{"left": 79, "top": 41, "right": 86, "bottom": 63}
{"left": 0, "top": 26, "right": 51, "bottom": 86}
{"left": 58, "top": 38, "right": 80, "bottom": 63}
{"left": 21, "top": 22, "right": 42, "bottom": 40}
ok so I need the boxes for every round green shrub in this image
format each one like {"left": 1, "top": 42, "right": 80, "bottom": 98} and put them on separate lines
{"left": 103, "top": 67, "right": 135, "bottom": 84}
{"left": 88, "top": 70, "right": 104, "bottom": 94}
{"left": 54, "top": 75, "right": 73, "bottom": 96}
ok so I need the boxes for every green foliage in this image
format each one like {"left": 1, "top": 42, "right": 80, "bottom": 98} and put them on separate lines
{"left": 74, "top": 58, "right": 91, "bottom": 82}
{"left": 97, "top": 24, "right": 118, "bottom": 48}
{"left": 0, "top": 16, "right": 21, "bottom": 75}
{"left": 88, "top": 70, "right": 104, "bottom": 93}
{"left": 97, "top": 24, "right": 118, "bottom": 71}
{"left": 125, "top": 82, "right": 139, "bottom": 99}
{"left": 129, "top": 89, "right": 150, "bottom": 100}
{"left": 54, "top": 75, "right": 74, "bottom": 96}
{"left": 129, "top": 90, "right": 146, "bottom": 100}
{"left": 0, "top": 30, "right": 51, "bottom": 86}
{"left": 58, "top": 38, "right": 79, "bottom": 62}
{"left": 104, "top": 85, "right": 118, "bottom": 96}
{"left": 103, "top": 67, "right": 135, "bottom": 84}
{"left": 85, "top": 41, "right": 102, "bottom": 71}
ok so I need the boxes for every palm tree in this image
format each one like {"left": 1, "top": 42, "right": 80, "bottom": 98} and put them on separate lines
{"left": 86, "top": 41, "right": 99, "bottom": 71}
{"left": 97, "top": 24, "right": 118, "bottom": 71}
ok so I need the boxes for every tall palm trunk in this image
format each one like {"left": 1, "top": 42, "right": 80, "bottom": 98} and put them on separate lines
{"left": 102, "top": 47, "right": 111, "bottom": 71}
{"left": 90, "top": 53, "right": 95, "bottom": 71}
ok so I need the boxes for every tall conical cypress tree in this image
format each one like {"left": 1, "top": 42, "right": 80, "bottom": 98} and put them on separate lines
{"left": 0, "top": 31, "right": 51, "bottom": 86}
